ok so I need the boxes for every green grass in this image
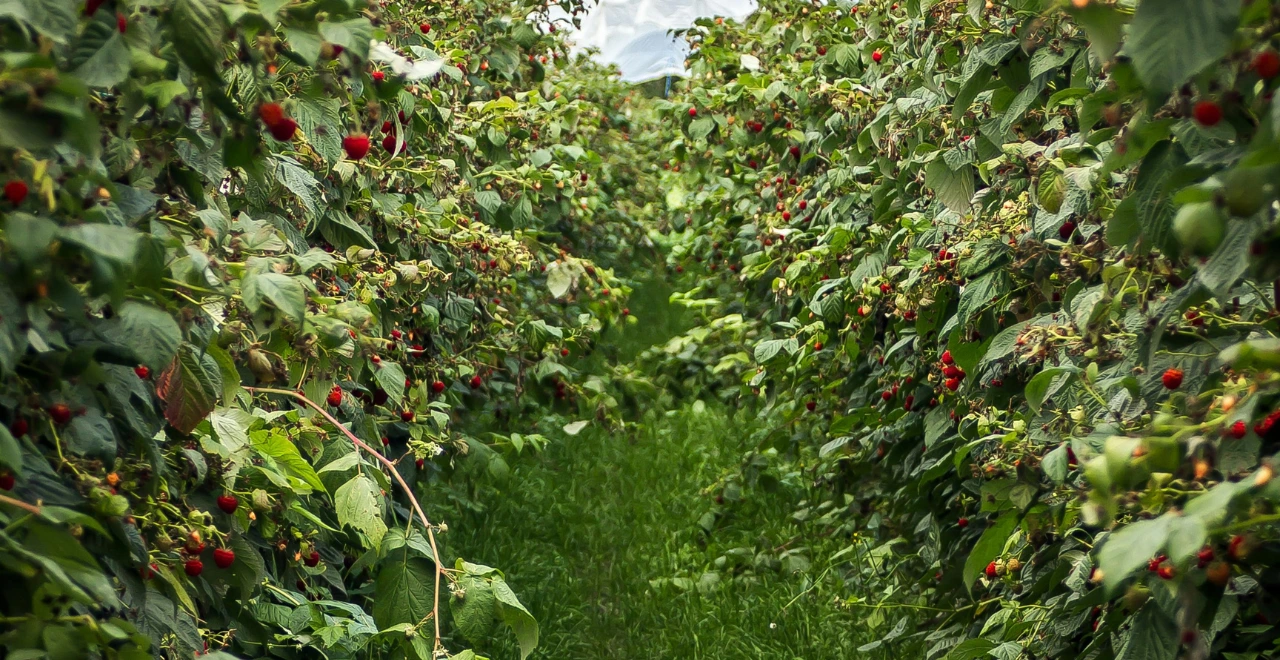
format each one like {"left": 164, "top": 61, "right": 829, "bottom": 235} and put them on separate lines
{"left": 442, "top": 277, "right": 860, "bottom": 659}
{"left": 446, "top": 405, "right": 862, "bottom": 659}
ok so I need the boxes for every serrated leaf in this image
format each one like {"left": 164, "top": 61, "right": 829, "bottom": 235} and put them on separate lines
{"left": 243, "top": 272, "right": 307, "bottom": 324}
{"left": 156, "top": 344, "right": 220, "bottom": 434}
{"left": 169, "top": 0, "right": 224, "bottom": 80}
{"left": 926, "top": 160, "right": 974, "bottom": 214}
{"left": 335, "top": 474, "right": 387, "bottom": 549}
{"left": 963, "top": 513, "right": 1017, "bottom": 592}
{"left": 373, "top": 361, "right": 406, "bottom": 406}
{"left": 1127, "top": 0, "right": 1238, "bottom": 94}
{"left": 103, "top": 302, "right": 181, "bottom": 371}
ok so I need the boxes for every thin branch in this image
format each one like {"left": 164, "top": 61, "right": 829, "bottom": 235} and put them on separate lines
{"left": 245, "top": 387, "right": 445, "bottom": 651}
{"left": 0, "top": 494, "right": 41, "bottom": 516}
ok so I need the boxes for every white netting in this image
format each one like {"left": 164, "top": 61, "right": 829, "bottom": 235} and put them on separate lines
{"left": 549, "top": 0, "right": 758, "bottom": 83}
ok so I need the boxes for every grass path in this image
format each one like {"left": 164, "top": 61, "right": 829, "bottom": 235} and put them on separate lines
{"left": 444, "top": 281, "right": 860, "bottom": 659}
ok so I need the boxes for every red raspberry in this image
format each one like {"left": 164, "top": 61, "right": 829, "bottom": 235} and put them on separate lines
{"left": 0, "top": 473, "right": 14, "bottom": 491}
{"left": 872, "top": 50, "right": 883, "bottom": 63}
{"left": 1228, "top": 421, "right": 1247, "bottom": 439}
{"left": 431, "top": 381, "right": 446, "bottom": 394}
{"left": 688, "top": 107, "right": 697, "bottom": 117}
{"left": 401, "top": 410, "right": 415, "bottom": 422}
{"left": 304, "top": 550, "right": 321, "bottom": 567}
{"left": 1192, "top": 100, "right": 1222, "bottom": 127}
{"left": 1254, "top": 49, "right": 1280, "bottom": 80}
{"left": 1162, "top": 368, "right": 1183, "bottom": 390}
{"left": 958, "top": 517, "right": 968, "bottom": 528}
{"left": 470, "top": 375, "right": 483, "bottom": 389}
{"left": 941, "top": 350, "right": 953, "bottom": 365}
{"left": 984, "top": 561, "right": 997, "bottom": 578}
{"left": 371, "top": 71, "right": 386, "bottom": 83}
{"left": 184, "top": 559, "right": 204, "bottom": 577}
{"left": 217, "top": 495, "right": 238, "bottom": 514}
{"left": 327, "top": 388, "right": 343, "bottom": 407}
{"left": 213, "top": 548, "right": 235, "bottom": 569}
{"left": 343, "top": 134, "right": 371, "bottom": 160}
{"left": 269, "top": 117, "right": 298, "bottom": 141}
{"left": 257, "top": 102, "right": 286, "bottom": 127}
{"left": 420, "top": 23, "right": 431, "bottom": 33}
{"left": 805, "top": 400, "right": 816, "bottom": 412}
{"left": 48, "top": 404, "right": 72, "bottom": 426}
{"left": 134, "top": 365, "right": 150, "bottom": 379}
{"left": 4, "top": 180, "right": 29, "bottom": 205}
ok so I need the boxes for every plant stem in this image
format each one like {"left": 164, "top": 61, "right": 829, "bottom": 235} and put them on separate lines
{"left": 245, "top": 387, "right": 445, "bottom": 651}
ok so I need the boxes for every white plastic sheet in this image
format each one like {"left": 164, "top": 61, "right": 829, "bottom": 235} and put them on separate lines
{"left": 550, "top": 0, "right": 758, "bottom": 83}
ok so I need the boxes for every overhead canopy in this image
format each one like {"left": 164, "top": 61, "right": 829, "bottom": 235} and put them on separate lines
{"left": 550, "top": 0, "right": 758, "bottom": 83}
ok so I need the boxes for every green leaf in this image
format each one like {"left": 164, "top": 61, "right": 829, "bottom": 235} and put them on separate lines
{"left": 374, "top": 361, "right": 407, "bottom": 406}
{"left": 925, "top": 160, "right": 974, "bottom": 214}
{"left": 493, "top": 579, "right": 539, "bottom": 660}
{"left": 156, "top": 344, "right": 220, "bottom": 434}
{"left": 450, "top": 572, "right": 497, "bottom": 643}
{"left": 373, "top": 551, "right": 435, "bottom": 628}
{"left": 72, "top": 23, "right": 131, "bottom": 88}
{"left": 1127, "top": 0, "right": 1239, "bottom": 94}
{"left": 169, "top": 0, "right": 224, "bottom": 79}
{"left": 1132, "top": 141, "right": 1185, "bottom": 257}
{"left": 335, "top": 474, "right": 387, "bottom": 549}
{"left": 250, "top": 430, "right": 326, "bottom": 493}
{"left": 59, "top": 224, "right": 140, "bottom": 263}
{"left": 1115, "top": 603, "right": 1179, "bottom": 660}
{"left": 1097, "top": 516, "right": 1172, "bottom": 592}
{"left": 475, "top": 190, "right": 502, "bottom": 215}
{"left": 1025, "top": 367, "right": 1077, "bottom": 412}
{"left": 243, "top": 272, "right": 307, "bottom": 324}
{"left": 319, "top": 18, "right": 372, "bottom": 61}
{"left": 103, "top": 302, "right": 181, "bottom": 371}
{"left": 0, "top": 424, "right": 21, "bottom": 475}
{"left": 687, "top": 117, "right": 715, "bottom": 140}
{"left": 0, "top": 0, "right": 77, "bottom": 44}
{"left": 962, "top": 512, "right": 1016, "bottom": 592}
{"left": 1036, "top": 169, "right": 1067, "bottom": 214}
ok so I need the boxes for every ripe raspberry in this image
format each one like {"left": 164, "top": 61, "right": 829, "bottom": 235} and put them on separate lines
{"left": 48, "top": 404, "right": 72, "bottom": 426}
{"left": 1058, "top": 220, "right": 1076, "bottom": 240}
{"left": 872, "top": 50, "right": 883, "bottom": 63}
{"left": 327, "top": 388, "right": 343, "bottom": 407}
{"left": 1192, "top": 100, "right": 1222, "bottom": 127}
{"left": 371, "top": 70, "right": 386, "bottom": 83}
{"left": 0, "top": 473, "right": 14, "bottom": 490}
{"left": 343, "top": 134, "right": 372, "bottom": 161}
{"left": 688, "top": 107, "right": 697, "bottom": 117}
{"left": 944, "top": 378, "right": 960, "bottom": 391}
{"left": 1162, "top": 368, "right": 1184, "bottom": 390}
{"left": 217, "top": 495, "right": 239, "bottom": 514}
{"left": 941, "top": 350, "right": 954, "bottom": 365}
{"left": 269, "top": 117, "right": 298, "bottom": 141}
{"left": 184, "top": 559, "right": 204, "bottom": 577}
{"left": 984, "top": 561, "right": 997, "bottom": 578}
{"left": 213, "top": 548, "right": 235, "bottom": 569}
{"left": 813, "top": 341, "right": 823, "bottom": 351}
{"left": 1228, "top": 420, "right": 1247, "bottom": 439}
{"left": 431, "top": 380, "right": 446, "bottom": 394}
{"left": 10, "top": 418, "right": 27, "bottom": 437}
{"left": 805, "top": 400, "right": 816, "bottom": 412}
{"left": 257, "top": 102, "right": 286, "bottom": 127}
{"left": 134, "top": 365, "right": 150, "bottom": 379}
{"left": 958, "top": 517, "right": 968, "bottom": 528}
{"left": 4, "top": 180, "right": 28, "bottom": 205}
{"left": 470, "top": 375, "right": 483, "bottom": 389}
{"left": 401, "top": 410, "right": 415, "bottom": 422}
{"left": 116, "top": 11, "right": 126, "bottom": 33}
{"left": 391, "top": 329, "right": 402, "bottom": 339}
{"left": 304, "top": 550, "right": 321, "bottom": 567}
{"left": 1253, "top": 49, "right": 1280, "bottom": 80}
{"left": 420, "top": 23, "right": 431, "bottom": 33}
